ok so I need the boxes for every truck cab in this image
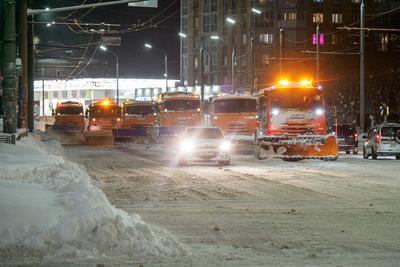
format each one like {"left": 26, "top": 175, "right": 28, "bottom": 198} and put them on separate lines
{"left": 87, "top": 99, "right": 121, "bottom": 131}
{"left": 122, "top": 101, "right": 157, "bottom": 128}
{"left": 53, "top": 101, "right": 85, "bottom": 132}
{"left": 158, "top": 92, "right": 202, "bottom": 127}
{"left": 209, "top": 95, "right": 259, "bottom": 139}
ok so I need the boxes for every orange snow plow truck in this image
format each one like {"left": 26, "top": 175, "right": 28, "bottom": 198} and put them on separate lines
{"left": 121, "top": 101, "right": 157, "bottom": 128}
{"left": 45, "top": 101, "right": 86, "bottom": 144}
{"left": 210, "top": 95, "right": 259, "bottom": 141}
{"left": 157, "top": 92, "right": 202, "bottom": 137}
{"left": 256, "top": 80, "right": 338, "bottom": 161}
{"left": 86, "top": 99, "right": 121, "bottom": 145}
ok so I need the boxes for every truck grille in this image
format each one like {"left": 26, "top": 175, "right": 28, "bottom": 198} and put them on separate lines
{"left": 226, "top": 122, "right": 254, "bottom": 135}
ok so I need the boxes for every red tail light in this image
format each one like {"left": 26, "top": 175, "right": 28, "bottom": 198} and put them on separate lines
{"left": 354, "top": 133, "right": 358, "bottom": 139}
{"left": 375, "top": 134, "right": 381, "bottom": 144}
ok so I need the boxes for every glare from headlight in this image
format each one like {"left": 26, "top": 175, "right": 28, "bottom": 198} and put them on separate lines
{"left": 315, "top": 108, "right": 324, "bottom": 116}
{"left": 272, "top": 108, "right": 279, "bottom": 116}
{"left": 219, "top": 141, "right": 231, "bottom": 151}
{"left": 180, "top": 139, "right": 194, "bottom": 152}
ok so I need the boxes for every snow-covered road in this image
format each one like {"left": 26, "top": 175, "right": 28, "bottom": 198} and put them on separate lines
{"left": 64, "top": 144, "right": 400, "bottom": 266}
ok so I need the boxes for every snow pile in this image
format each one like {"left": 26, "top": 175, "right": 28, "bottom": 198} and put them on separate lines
{"left": 0, "top": 136, "right": 184, "bottom": 261}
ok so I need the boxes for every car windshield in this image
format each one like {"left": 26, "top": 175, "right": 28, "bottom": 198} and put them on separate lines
{"left": 56, "top": 106, "right": 83, "bottom": 115}
{"left": 270, "top": 90, "right": 323, "bottom": 109}
{"left": 213, "top": 99, "right": 257, "bottom": 113}
{"left": 124, "top": 105, "right": 155, "bottom": 115}
{"left": 163, "top": 100, "right": 200, "bottom": 111}
{"left": 381, "top": 126, "right": 400, "bottom": 137}
{"left": 186, "top": 128, "right": 223, "bottom": 139}
{"left": 90, "top": 106, "right": 120, "bottom": 118}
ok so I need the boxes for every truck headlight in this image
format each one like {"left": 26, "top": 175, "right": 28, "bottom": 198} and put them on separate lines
{"left": 272, "top": 108, "right": 279, "bottom": 116}
{"left": 315, "top": 108, "right": 324, "bottom": 116}
{"left": 219, "top": 141, "right": 231, "bottom": 151}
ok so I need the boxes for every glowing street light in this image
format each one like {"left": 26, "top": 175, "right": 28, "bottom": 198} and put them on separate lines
{"left": 144, "top": 43, "right": 152, "bottom": 49}
{"left": 99, "top": 45, "right": 120, "bottom": 104}
{"left": 226, "top": 17, "right": 236, "bottom": 24}
{"left": 144, "top": 42, "right": 168, "bottom": 91}
{"left": 99, "top": 45, "right": 107, "bottom": 51}
{"left": 178, "top": 32, "right": 187, "bottom": 38}
{"left": 251, "top": 8, "right": 262, "bottom": 14}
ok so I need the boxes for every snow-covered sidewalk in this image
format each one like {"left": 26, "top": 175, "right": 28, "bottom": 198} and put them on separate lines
{"left": 0, "top": 136, "right": 184, "bottom": 264}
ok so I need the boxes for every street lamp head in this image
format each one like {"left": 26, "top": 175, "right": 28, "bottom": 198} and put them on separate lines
{"left": 251, "top": 8, "right": 262, "bottom": 14}
{"left": 226, "top": 17, "right": 236, "bottom": 24}
{"left": 46, "top": 23, "right": 52, "bottom": 27}
{"left": 211, "top": 35, "right": 220, "bottom": 40}
{"left": 99, "top": 45, "right": 107, "bottom": 51}
{"left": 178, "top": 32, "right": 187, "bottom": 38}
{"left": 144, "top": 43, "right": 152, "bottom": 49}
{"left": 45, "top": 7, "right": 50, "bottom": 11}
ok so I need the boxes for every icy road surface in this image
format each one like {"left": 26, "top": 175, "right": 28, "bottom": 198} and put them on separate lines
{"left": 65, "top": 144, "right": 400, "bottom": 266}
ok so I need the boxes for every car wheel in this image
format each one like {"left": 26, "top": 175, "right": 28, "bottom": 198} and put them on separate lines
{"left": 372, "top": 148, "right": 378, "bottom": 160}
{"left": 363, "top": 147, "right": 368, "bottom": 159}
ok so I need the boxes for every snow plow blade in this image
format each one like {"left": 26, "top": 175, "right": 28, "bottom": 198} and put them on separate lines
{"left": 84, "top": 130, "right": 114, "bottom": 146}
{"left": 45, "top": 125, "right": 85, "bottom": 145}
{"left": 256, "top": 135, "right": 339, "bottom": 161}
{"left": 112, "top": 127, "right": 156, "bottom": 144}
{"left": 158, "top": 126, "right": 186, "bottom": 137}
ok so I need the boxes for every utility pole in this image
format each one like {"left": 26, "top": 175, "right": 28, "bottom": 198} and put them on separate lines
{"left": 316, "top": 23, "right": 320, "bottom": 86}
{"left": 360, "top": 1, "right": 365, "bottom": 132}
{"left": 19, "top": 0, "right": 28, "bottom": 129}
{"left": 2, "top": 0, "right": 17, "bottom": 133}
{"left": 164, "top": 54, "right": 168, "bottom": 92}
{"left": 232, "top": 46, "right": 236, "bottom": 94}
{"left": 41, "top": 67, "right": 45, "bottom": 116}
{"left": 279, "top": 27, "right": 283, "bottom": 74}
{"left": 200, "top": 37, "right": 204, "bottom": 102}
{"left": 28, "top": 13, "right": 34, "bottom": 132}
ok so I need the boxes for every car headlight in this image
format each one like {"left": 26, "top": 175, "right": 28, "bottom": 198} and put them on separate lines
{"left": 315, "top": 108, "right": 324, "bottom": 116}
{"left": 272, "top": 108, "right": 279, "bottom": 116}
{"left": 219, "top": 141, "right": 231, "bottom": 151}
{"left": 180, "top": 139, "right": 194, "bottom": 152}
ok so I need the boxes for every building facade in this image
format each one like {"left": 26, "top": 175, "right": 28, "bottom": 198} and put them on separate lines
{"left": 180, "top": 0, "right": 399, "bottom": 91}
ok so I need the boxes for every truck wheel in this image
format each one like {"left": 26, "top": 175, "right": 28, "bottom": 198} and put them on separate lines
{"left": 353, "top": 149, "right": 358, "bottom": 155}
{"left": 396, "top": 155, "right": 400, "bottom": 160}
{"left": 346, "top": 150, "right": 350, "bottom": 155}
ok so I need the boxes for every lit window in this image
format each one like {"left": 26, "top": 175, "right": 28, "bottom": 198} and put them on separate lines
{"left": 332, "top": 13, "right": 343, "bottom": 23}
{"left": 259, "top": 33, "right": 273, "bottom": 44}
{"left": 313, "top": 13, "right": 324, "bottom": 23}
{"left": 282, "top": 12, "right": 297, "bottom": 21}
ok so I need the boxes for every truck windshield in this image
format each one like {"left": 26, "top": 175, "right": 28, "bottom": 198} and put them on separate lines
{"left": 56, "top": 107, "right": 83, "bottom": 115}
{"left": 90, "top": 106, "right": 120, "bottom": 118}
{"left": 124, "top": 105, "right": 155, "bottom": 115}
{"left": 270, "top": 90, "right": 323, "bottom": 109}
{"left": 186, "top": 128, "right": 223, "bottom": 139}
{"left": 213, "top": 99, "right": 257, "bottom": 113}
{"left": 163, "top": 100, "right": 200, "bottom": 111}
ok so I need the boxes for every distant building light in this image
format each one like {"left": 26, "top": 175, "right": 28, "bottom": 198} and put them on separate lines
{"left": 178, "top": 32, "right": 187, "bottom": 38}
{"left": 251, "top": 8, "right": 262, "bottom": 14}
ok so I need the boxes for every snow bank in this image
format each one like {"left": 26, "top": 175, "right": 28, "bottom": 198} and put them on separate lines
{"left": 0, "top": 135, "right": 184, "bottom": 262}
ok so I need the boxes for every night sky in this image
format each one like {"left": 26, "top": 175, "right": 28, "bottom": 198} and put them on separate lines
{"left": 32, "top": 0, "right": 181, "bottom": 79}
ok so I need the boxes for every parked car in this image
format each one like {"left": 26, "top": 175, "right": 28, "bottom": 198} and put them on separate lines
{"left": 362, "top": 123, "right": 400, "bottom": 160}
{"left": 177, "top": 127, "right": 231, "bottom": 166}
{"left": 329, "top": 124, "right": 358, "bottom": 154}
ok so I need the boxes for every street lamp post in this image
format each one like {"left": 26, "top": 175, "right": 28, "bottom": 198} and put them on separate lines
{"left": 100, "top": 45, "right": 119, "bottom": 104}
{"left": 145, "top": 43, "right": 168, "bottom": 92}
{"left": 211, "top": 35, "right": 235, "bottom": 94}
{"left": 251, "top": 7, "right": 262, "bottom": 94}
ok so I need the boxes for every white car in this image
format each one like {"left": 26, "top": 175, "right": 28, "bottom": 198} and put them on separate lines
{"left": 363, "top": 123, "right": 400, "bottom": 160}
{"left": 177, "top": 127, "right": 231, "bottom": 166}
